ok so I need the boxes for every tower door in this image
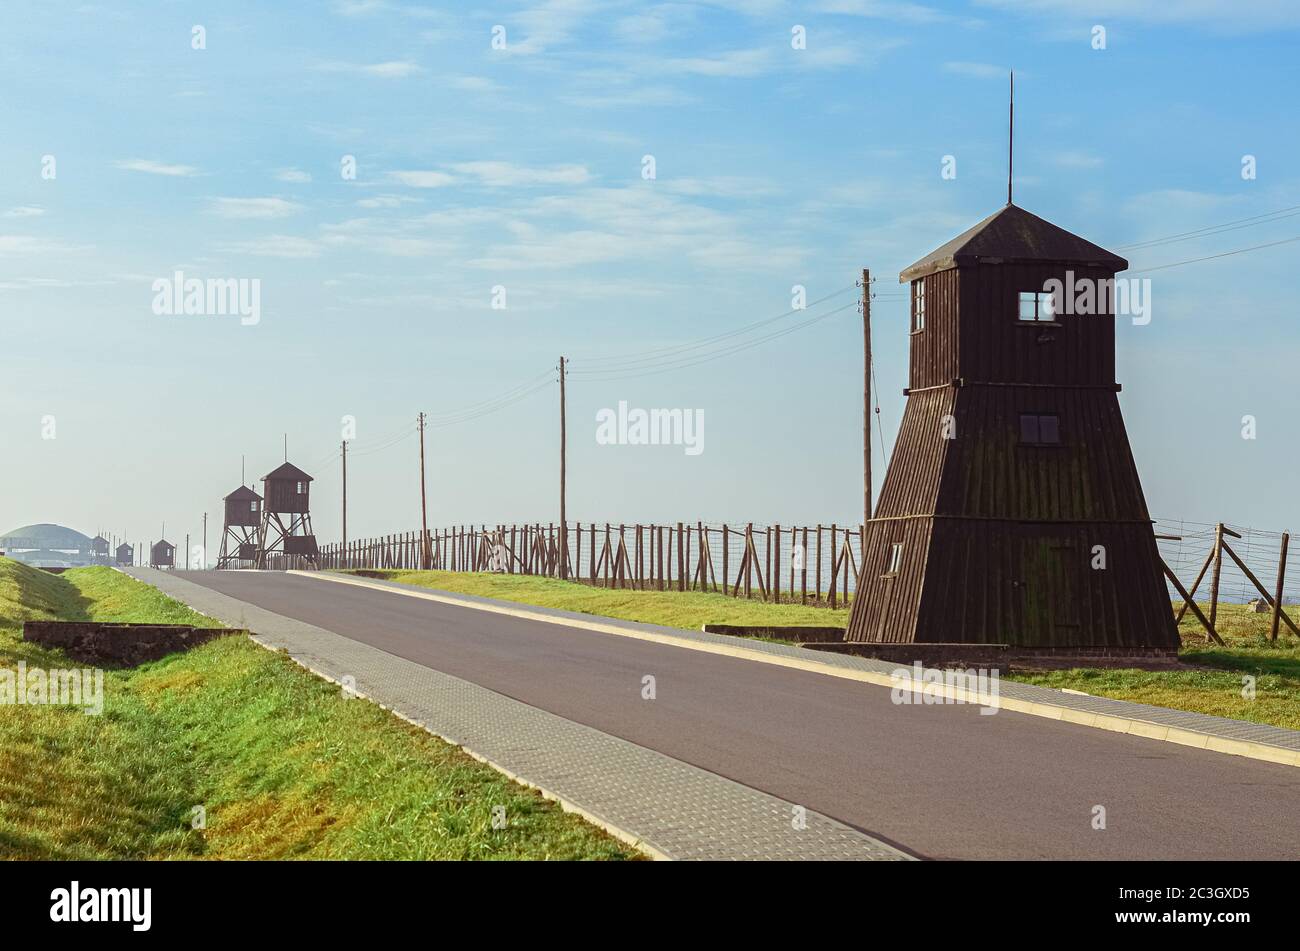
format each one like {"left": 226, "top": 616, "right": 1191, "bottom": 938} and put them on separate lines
{"left": 1019, "top": 537, "right": 1082, "bottom": 644}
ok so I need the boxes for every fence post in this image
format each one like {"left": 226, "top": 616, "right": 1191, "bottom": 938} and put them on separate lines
{"left": 681, "top": 524, "right": 691, "bottom": 589}
{"left": 1272, "top": 532, "right": 1290, "bottom": 642}
{"left": 772, "top": 524, "right": 781, "bottom": 603}
{"left": 801, "top": 526, "right": 808, "bottom": 604}
{"left": 829, "top": 524, "right": 838, "bottom": 609}
{"left": 815, "top": 525, "right": 823, "bottom": 602}
{"left": 1209, "top": 522, "right": 1224, "bottom": 635}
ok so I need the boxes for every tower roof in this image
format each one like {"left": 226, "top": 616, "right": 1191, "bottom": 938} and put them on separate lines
{"left": 224, "top": 484, "right": 263, "bottom": 502}
{"left": 261, "top": 462, "right": 313, "bottom": 483}
{"left": 899, "top": 203, "right": 1128, "bottom": 283}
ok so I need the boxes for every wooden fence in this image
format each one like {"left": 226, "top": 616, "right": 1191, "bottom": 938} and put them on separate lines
{"left": 296, "top": 516, "right": 1300, "bottom": 634}
{"left": 1155, "top": 518, "right": 1297, "bottom": 644}
{"left": 317, "top": 522, "right": 866, "bottom": 607}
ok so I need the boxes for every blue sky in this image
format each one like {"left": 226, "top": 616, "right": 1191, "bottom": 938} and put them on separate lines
{"left": 2, "top": 0, "right": 1298, "bottom": 554}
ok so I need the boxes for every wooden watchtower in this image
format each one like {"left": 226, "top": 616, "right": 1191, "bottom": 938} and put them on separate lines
{"left": 217, "top": 484, "right": 263, "bottom": 569}
{"left": 115, "top": 542, "right": 133, "bottom": 566}
{"left": 150, "top": 539, "right": 176, "bottom": 570}
{"left": 846, "top": 203, "right": 1176, "bottom": 650}
{"left": 255, "top": 462, "right": 319, "bottom": 568}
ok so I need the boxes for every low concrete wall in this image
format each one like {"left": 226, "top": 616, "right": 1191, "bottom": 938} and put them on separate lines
{"left": 804, "top": 642, "right": 1180, "bottom": 670}
{"left": 701, "top": 624, "right": 845, "bottom": 642}
{"left": 23, "top": 621, "right": 244, "bottom": 667}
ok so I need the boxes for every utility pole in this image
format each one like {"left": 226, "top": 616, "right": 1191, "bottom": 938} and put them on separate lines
{"left": 202, "top": 513, "right": 207, "bottom": 569}
{"left": 862, "top": 268, "right": 872, "bottom": 528}
{"left": 558, "top": 356, "right": 568, "bottom": 580}
{"left": 185, "top": 533, "right": 190, "bottom": 571}
{"left": 418, "top": 412, "right": 429, "bottom": 569}
{"left": 341, "top": 439, "right": 348, "bottom": 558}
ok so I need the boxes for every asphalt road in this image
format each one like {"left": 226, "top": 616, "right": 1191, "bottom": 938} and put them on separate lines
{"left": 175, "top": 570, "right": 1300, "bottom": 860}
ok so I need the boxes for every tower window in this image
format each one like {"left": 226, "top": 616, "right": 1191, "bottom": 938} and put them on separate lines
{"left": 296, "top": 481, "right": 307, "bottom": 494}
{"left": 1017, "top": 290, "right": 1056, "bottom": 323}
{"left": 912, "top": 280, "right": 926, "bottom": 332}
{"left": 885, "top": 542, "right": 904, "bottom": 575}
{"left": 250, "top": 500, "right": 258, "bottom": 512}
{"left": 1019, "top": 414, "right": 1061, "bottom": 446}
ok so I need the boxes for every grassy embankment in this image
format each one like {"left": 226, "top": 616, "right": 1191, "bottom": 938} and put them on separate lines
{"left": 346, "top": 569, "right": 1300, "bottom": 731}
{"left": 0, "top": 559, "right": 635, "bottom": 860}
{"left": 345, "top": 569, "right": 851, "bottom": 630}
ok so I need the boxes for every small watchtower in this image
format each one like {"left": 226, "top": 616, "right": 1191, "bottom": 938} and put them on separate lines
{"left": 256, "top": 462, "right": 318, "bottom": 568}
{"left": 217, "top": 484, "right": 263, "bottom": 569}
{"left": 115, "top": 542, "right": 133, "bottom": 566}
{"left": 150, "top": 539, "right": 176, "bottom": 569}
{"left": 91, "top": 534, "right": 110, "bottom": 564}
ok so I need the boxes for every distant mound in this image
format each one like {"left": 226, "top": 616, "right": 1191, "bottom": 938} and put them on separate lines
{"left": 0, "top": 523, "right": 96, "bottom": 567}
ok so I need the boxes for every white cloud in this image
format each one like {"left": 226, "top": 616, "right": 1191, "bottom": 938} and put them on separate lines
{"left": 318, "top": 60, "right": 424, "bottom": 78}
{"left": 334, "top": 0, "right": 386, "bottom": 14}
{"left": 4, "top": 206, "right": 45, "bottom": 218}
{"left": 815, "top": 0, "right": 973, "bottom": 24}
{"left": 276, "top": 168, "right": 313, "bottom": 183}
{"left": 217, "top": 235, "right": 322, "bottom": 258}
{"left": 1053, "top": 151, "right": 1104, "bottom": 169}
{"left": 498, "top": 0, "right": 604, "bottom": 55}
{"left": 978, "top": 0, "right": 1300, "bottom": 31}
{"left": 387, "top": 163, "right": 591, "bottom": 189}
{"left": 207, "top": 197, "right": 304, "bottom": 219}
{"left": 356, "top": 194, "right": 421, "bottom": 208}
{"left": 448, "top": 162, "right": 591, "bottom": 187}
{"left": 0, "top": 235, "right": 87, "bottom": 255}
{"left": 943, "top": 61, "right": 1009, "bottom": 79}
{"left": 114, "top": 159, "right": 199, "bottom": 177}
{"left": 665, "top": 48, "right": 773, "bottom": 77}
{"left": 449, "top": 75, "right": 501, "bottom": 93}
{"left": 388, "top": 170, "right": 457, "bottom": 188}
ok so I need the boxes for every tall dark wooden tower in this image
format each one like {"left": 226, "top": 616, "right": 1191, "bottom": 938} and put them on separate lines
{"left": 217, "top": 484, "right": 263, "bottom": 569}
{"left": 255, "top": 462, "right": 319, "bottom": 568}
{"left": 846, "top": 203, "right": 1177, "bottom": 649}
{"left": 115, "top": 542, "right": 133, "bottom": 566}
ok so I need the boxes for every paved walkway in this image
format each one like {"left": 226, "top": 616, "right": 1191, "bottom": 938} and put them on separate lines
{"left": 124, "top": 567, "right": 911, "bottom": 861}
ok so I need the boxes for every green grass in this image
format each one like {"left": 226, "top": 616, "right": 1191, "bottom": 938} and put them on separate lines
{"left": 1008, "top": 603, "right": 1300, "bottom": 730}
{"left": 347, "top": 569, "right": 1300, "bottom": 732}
{"left": 342, "top": 568, "right": 851, "bottom": 631}
{"left": 0, "top": 559, "right": 635, "bottom": 860}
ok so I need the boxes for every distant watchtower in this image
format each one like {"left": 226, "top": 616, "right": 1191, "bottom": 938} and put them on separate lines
{"left": 217, "top": 485, "right": 262, "bottom": 569}
{"left": 847, "top": 203, "right": 1176, "bottom": 650}
{"left": 256, "top": 462, "right": 319, "bottom": 568}
{"left": 115, "top": 543, "right": 134, "bottom": 566}
{"left": 150, "top": 539, "right": 175, "bottom": 570}
{"left": 91, "top": 535, "right": 110, "bottom": 564}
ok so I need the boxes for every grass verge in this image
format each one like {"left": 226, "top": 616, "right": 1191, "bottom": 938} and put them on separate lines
{"left": 340, "top": 569, "right": 850, "bottom": 631}
{"left": 0, "top": 559, "right": 636, "bottom": 860}
{"left": 1008, "top": 604, "right": 1300, "bottom": 730}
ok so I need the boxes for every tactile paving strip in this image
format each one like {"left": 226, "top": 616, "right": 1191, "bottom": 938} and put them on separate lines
{"left": 124, "top": 568, "right": 912, "bottom": 861}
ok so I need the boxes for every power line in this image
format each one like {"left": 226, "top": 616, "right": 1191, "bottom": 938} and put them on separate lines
{"left": 570, "top": 299, "right": 858, "bottom": 382}
{"left": 1116, "top": 203, "right": 1300, "bottom": 252}
{"left": 1128, "top": 233, "right": 1300, "bottom": 274}
{"left": 423, "top": 378, "right": 554, "bottom": 429}
{"left": 575, "top": 284, "right": 857, "bottom": 369}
